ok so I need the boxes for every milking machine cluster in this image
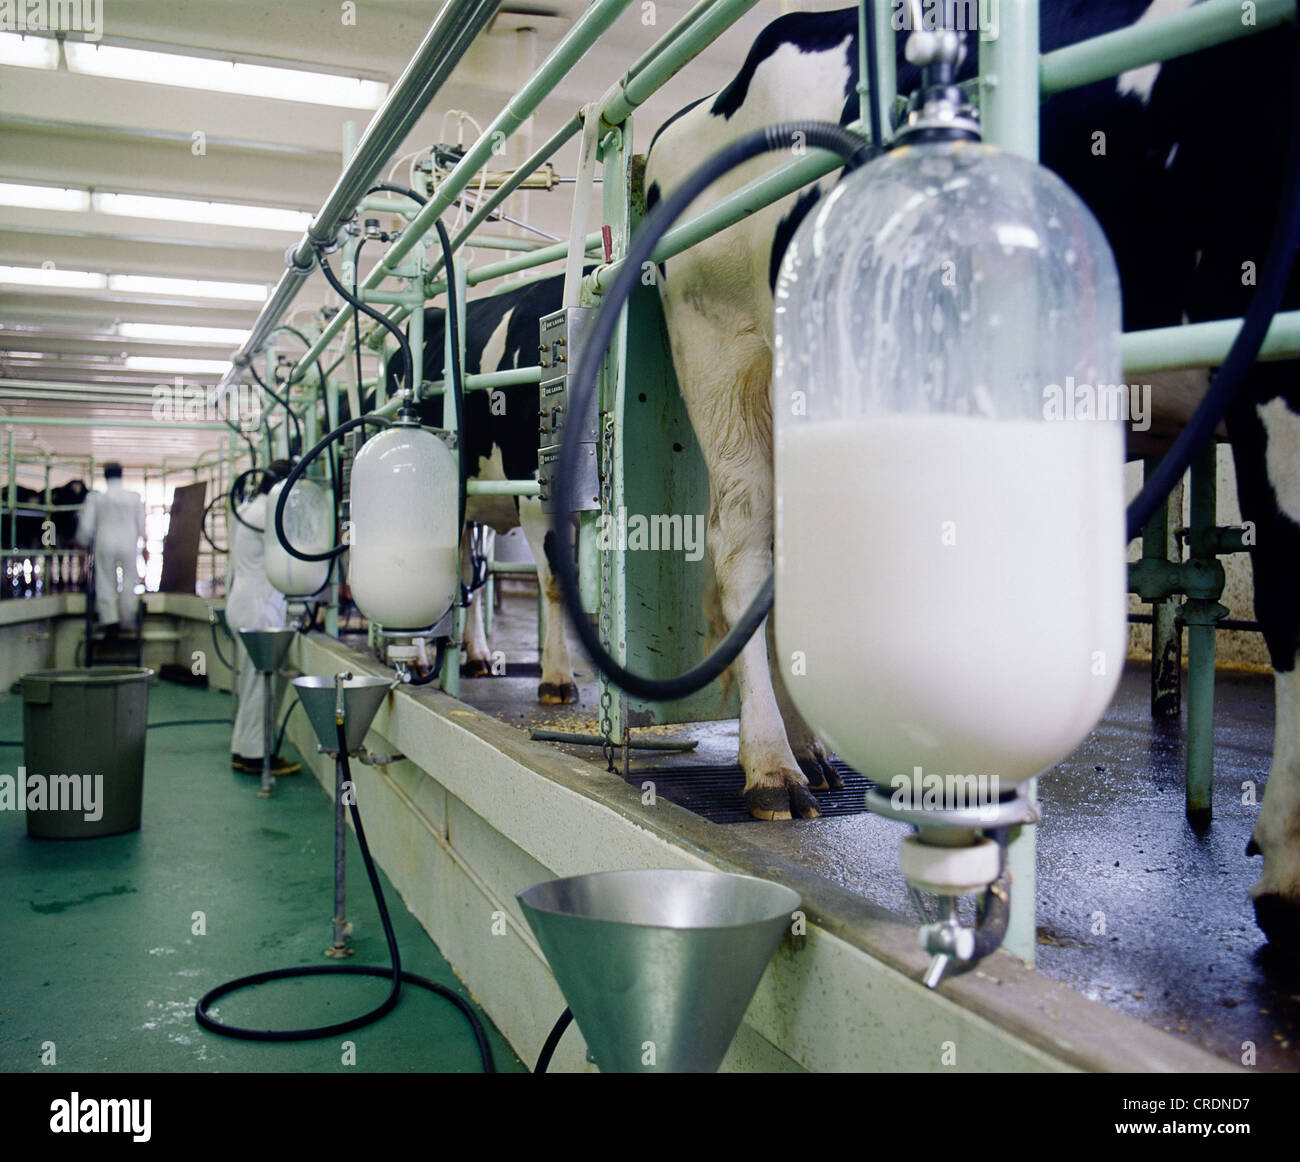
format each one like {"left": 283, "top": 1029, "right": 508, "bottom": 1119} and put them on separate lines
{"left": 550, "top": 0, "right": 1300, "bottom": 993}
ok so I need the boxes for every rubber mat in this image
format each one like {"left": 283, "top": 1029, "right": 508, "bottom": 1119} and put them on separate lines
{"left": 627, "top": 758, "right": 874, "bottom": 824}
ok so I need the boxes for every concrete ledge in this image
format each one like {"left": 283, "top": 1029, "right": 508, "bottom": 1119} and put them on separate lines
{"left": 289, "top": 632, "right": 1235, "bottom": 1074}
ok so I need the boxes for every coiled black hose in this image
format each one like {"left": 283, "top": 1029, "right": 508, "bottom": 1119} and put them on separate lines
{"left": 272, "top": 415, "right": 390, "bottom": 563}
{"left": 194, "top": 718, "right": 495, "bottom": 1070}
{"left": 553, "top": 122, "right": 876, "bottom": 702}
{"left": 1125, "top": 1, "right": 1300, "bottom": 538}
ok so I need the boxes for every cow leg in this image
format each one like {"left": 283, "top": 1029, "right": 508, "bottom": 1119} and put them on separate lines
{"left": 520, "top": 496, "right": 578, "bottom": 704}
{"left": 767, "top": 617, "right": 843, "bottom": 792}
{"left": 1228, "top": 367, "right": 1300, "bottom": 948}
{"left": 1248, "top": 665, "right": 1300, "bottom": 949}
{"left": 671, "top": 329, "right": 816, "bottom": 820}
{"left": 461, "top": 526, "right": 492, "bottom": 677}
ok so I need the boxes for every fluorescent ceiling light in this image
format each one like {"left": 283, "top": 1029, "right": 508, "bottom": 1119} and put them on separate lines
{"left": 0, "top": 182, "right": 91, "bottom": 212}
{"left": 0, "top": 33, "right": 60, "bottom": 70}
{"left": 0, "top": 350, "right": 46, "bottom": 359}
{"left": 119, "top": 323, "right": 250, "bottom": 345}
{"left": 1, "top": 267, "right": 266, "bottom": 302}
{"left": 64, "top": 41, "right": 388, "bottom": 108}
{"left": 107, "top": 275, "right": 268, "bottom": 302}
{"left": 125, "top": 356, "right": 232, "bottom": 375}
{"left": 0, "top": 265, "right": 109, "bottom": 290}
{"left": 93, "top": 191, "right": 311, "bottom": 233}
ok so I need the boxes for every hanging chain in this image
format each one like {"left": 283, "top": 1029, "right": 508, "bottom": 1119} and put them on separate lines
{"left": 598, "top": 412, "right": 616, "bottom": 773}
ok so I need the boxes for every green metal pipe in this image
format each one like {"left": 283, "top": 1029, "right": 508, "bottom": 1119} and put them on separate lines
{"left": 977, "top": 0, "right": 1040, "bottom": 973}
{"left": 1123, "top": 310, "right": 1300, "bottom": 374}
{"left": 466, "top": 232, "right": 603, "bottom": 286}
{"left": 360, "top": 196, "right": 420, "bottom": 217}
{"left": 1041, "top": 0, "right": 1294, "bottom": 96}
{"left": 590, "top": 147, "right": 849, "bottom": 293}
{"left": 489, "top": 561, "right": 538, "bottom": 574}
{"left": 599, "top": 0, "right": 763, "bottom": 128}
{"left": 980, "top": 0, "right": 1040, "bottom": 160}
{"left": 466, "top": 480, "right": 540, "bottom": 496}
{"left": 378, "top": 0, "right": 635, "bottom": 282}
{"left": 1183, "top": 445, "right": 1228, "bottom": 826}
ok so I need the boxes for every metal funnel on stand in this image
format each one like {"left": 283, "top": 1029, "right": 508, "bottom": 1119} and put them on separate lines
{"left": 292, "top": 674, "right": 393, "bottom": 755}
{"left": 517, "top": 869, "right": 800, "bottom": 1073}
{"left": 292, "top": 672, "right": 396, "bottom": 961}
{"left": 236, "top": 627, "right": 297, "bottom": 674}
{"left": 236, "top": 627, "right": 298, "bottom": 798}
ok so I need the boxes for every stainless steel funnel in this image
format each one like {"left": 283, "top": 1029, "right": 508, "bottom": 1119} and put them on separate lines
{"left": 517, "top": 869, "right": 800, "bottom": 1073}
{"left": 292, "top": 674, "right": 393, "bottom": 754}
{"left": 236, "top": 627, "right": 297, "bottom": 674}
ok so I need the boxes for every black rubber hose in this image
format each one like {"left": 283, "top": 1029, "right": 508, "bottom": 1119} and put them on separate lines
{"left": 534, "top": 1007, "right": 574, "bottom": 1074}
{"left": 1127, "top": 4, "right": 1300, "bottom": 538}
{"left": 247, "top": 362, "right": 304, "bottom": 459}
{"left": 273, "top": 415, "right": 391, "bottom": 563}
{"left": 209, "top": 615, "right": 234, "bottom": 672}
{"left": 229, "top": 467, "right": 270, "bottom": 534}
{"left": 194, "top": 720, "right": 495, "bottom": 1071}
{"left": 200, "top": 494, "right": 228, "bottom": 555}
{"left": 553, "top": 121, "right": 876, "bottom": 702}
{"left": 362, "top": 183, "right": 469, "bottom": 534}
{"left": 269, "top": 325, "right": 325, "bottom": 406}
{"left": 272, "top": 697, "right": 300, "bottom": 758}
{"left": 318, "top": 249, "right": 414, "bottom": 397}
{"left": 404, "top": 637, "right": 446, "bottom": 687}
{"left": 353, "top": 237, "right": 368, "bottom": 415}
{"left": 861, "top": 0, "right": 884, "bottom": 152}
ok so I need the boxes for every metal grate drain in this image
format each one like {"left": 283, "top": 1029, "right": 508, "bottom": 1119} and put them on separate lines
{"left": 628, "top": 759, "right": 874, "bottom": 825}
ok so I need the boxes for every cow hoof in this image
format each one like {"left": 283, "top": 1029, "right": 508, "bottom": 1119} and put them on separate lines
{"left": 462, "top": 659, "right": 491, "bottom": 678}
{"left": 798, "top": 754, "right": 843, "bottom": 792}
{"left": 538, "top": 681, "right": 579, "bottom": 705}
{"left": 1253, "top": 894, "right": 1300, "bottom": 953}
{"left": 745, "top": 780, "right": 821, "bottom": 821}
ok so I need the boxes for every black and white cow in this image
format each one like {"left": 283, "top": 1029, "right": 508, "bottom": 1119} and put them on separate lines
{"left": 378, "top": 272, "right": 579, "bottom": 703}
{"left": 2, "top": 479, "right": 88, "bottom": 549}
{"left": 644, "top": 2, "right": 1300, "bottom": 943}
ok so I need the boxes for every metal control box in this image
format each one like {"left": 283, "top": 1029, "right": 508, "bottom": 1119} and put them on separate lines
{"left": 537, "top": 306, "right": 600, "bottom": 513}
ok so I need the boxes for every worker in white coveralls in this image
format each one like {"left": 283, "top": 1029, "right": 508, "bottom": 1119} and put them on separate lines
{"left": 76, "top": 461, "right": 147, "bottom": 635}
{"left": 228, "top": 461, "right": 301, "bottom": 776}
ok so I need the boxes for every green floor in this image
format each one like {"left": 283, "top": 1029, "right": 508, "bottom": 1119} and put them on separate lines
{"left": 0, "top": 679, "right": 524, "bottom": 1073}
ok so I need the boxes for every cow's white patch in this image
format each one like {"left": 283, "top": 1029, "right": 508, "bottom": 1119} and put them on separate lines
{"left": 479, "top": 307, "right": 515, "bottom": 374}
{"left": 1257, "top": 397, "right": 1300, "bottom": 527}
{"left": 465, "top": 443, "right": 519, "bottom": 534}
{"left": 1116, "top": 0, "right": 1194, "bottom": 103}
{"left": 1250, "top": 664, "right": 1300, "bottom": 906}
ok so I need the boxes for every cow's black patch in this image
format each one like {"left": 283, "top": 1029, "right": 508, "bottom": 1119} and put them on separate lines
{"left": 371, "top": 272, "right": 595, "bottom": 495}
{"left": 769, "top": 186, "right": 821, "bottom": 292}
{"left": 646, "top": 94, "right": 710, "bottom": 157}
{"left": 709, "top": 8, "right": 859, "bottom": 120}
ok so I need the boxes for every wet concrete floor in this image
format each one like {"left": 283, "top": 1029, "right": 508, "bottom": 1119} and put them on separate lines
{"left": 458, "top": 584, "right": 1300, "bottom": 1072}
